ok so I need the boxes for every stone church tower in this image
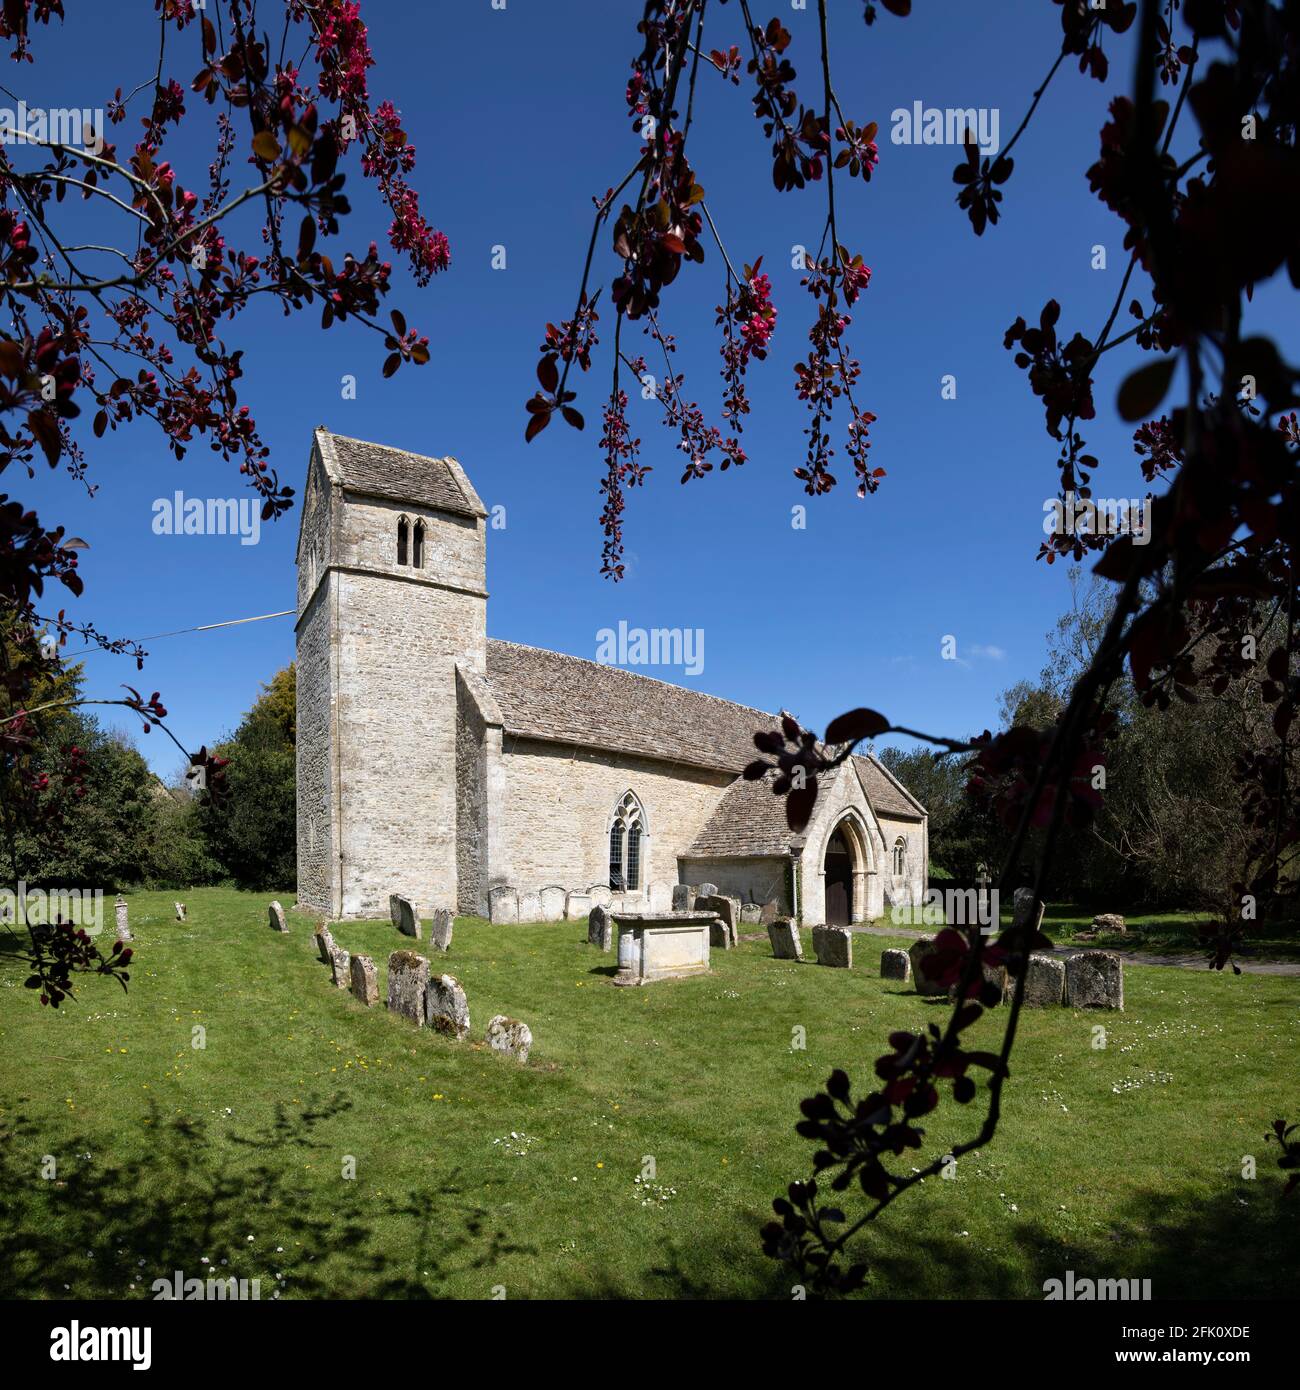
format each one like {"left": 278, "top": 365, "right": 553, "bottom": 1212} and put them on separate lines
{"left": 295, "top": 428, "right": 488, "bottom": 918}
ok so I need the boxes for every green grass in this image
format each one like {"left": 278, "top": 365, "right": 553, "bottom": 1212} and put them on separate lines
{"left": 1, "top": 888, "right": 1296, "bottom": 1299}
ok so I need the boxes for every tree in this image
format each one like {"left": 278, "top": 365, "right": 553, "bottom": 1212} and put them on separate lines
{"left": 1, "top": 2, "right": 443, "bottom": 1003}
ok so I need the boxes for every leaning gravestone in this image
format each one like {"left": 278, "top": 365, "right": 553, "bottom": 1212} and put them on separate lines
{"left": 1064, "top": 950, "right": 1123, "bottom": 1009}
{"left": 517, "top": 890, "right": 543, "bottom": 924}
{"left": 767, "top": 918, "right": 803, "bottom": 961}
{"left": 539, "top": 886, "right": 567, "bottom": 923}
{"left": 315, "top": 925, "right": 338, "bottom": 964}
{"left": 387, "top": 950, "right": 429, "bottom": 1026}
{"left": 329, "top": 946, "right": 351, "bottom": 990}
{"left": 671, "top": 884, "right": 695, "bottom": 912}
{"left": 429, "top": 908, "right": 453, "bottom": 952}
{"left": 115, "top": 896, "right": 132, "bottom": 942}
{"left": 426, "top": 973, "right": 471, "bottom": 1039}
{"left": 486, "top": 1014, "right": 532, "bottom": 1063}
{"left": 588, "top": 904, "right": 612, "bottom": 951}
{"left": 1004, "top": 953, "right": 1066, "bottom": 1007}
{"left": 174, "top": 901, "right": 187, "bottom": 922}
{"left": 812, "top": 924, "right": 852, "bottom": 968}
{"left": 908, "top": 935, "right": 947, "bottom": 996}
{"left": 880, "top": 948, "right": 911, "bottom": 982}
{"left": 390, "top": 894, "right": 421, "bottom": 940}
{"left": 696, "top": 894, "right": 739, "bottom": 947}
{"left": 349, "top": 954, "right": 378, "bottom": 1006}
{"left": 489, "top": 886, "right": 519, "bottom": 924}
{"left": 697, "top": 882, "right": 719, "bottom": 898}
{"left": 268, "top": 901, "right": 287, "bottom": 933}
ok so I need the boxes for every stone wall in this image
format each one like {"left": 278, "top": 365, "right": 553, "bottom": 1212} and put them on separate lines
{"left": 676, "top": 856, "right": 789, "bottom": 914}
{"left": 879, "top": 813, "right": 927, "bottom": 910}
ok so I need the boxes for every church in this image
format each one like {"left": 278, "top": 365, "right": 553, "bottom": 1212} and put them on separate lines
{"left": 295, "top": 429, "right": 928, "bottom": 924}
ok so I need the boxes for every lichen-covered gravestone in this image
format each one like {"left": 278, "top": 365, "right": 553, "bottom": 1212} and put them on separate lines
{"left": 1004, "top": 953, "right": 1066, "bottom": 1007}
{"left": 671, "top": 884, "right": 695, "bottom": 912}
{"left": 429, "top": 908, "right": 453, "bottom": 952}
{"left": 1064, "top": 950, "right": 1123, "bottom": 1009}
{"left": 880, "top": 948, "right": 911, "bottom": 982}
{"left": 315, "top": 925, "right": 337, "bottom": 964}
{"left": 268, "top": 901, "right": 287, "bottom": 933}
{"left": 588, "top": 904, "right": 612, "bottom": 951}
{"left": 697, "top": 882, "right": 719, "bottom": 898}
{"left": 1091, "top": 913, "right": 1126, "bottom": 933}
{"left": 767, "top": 918, "right": 803, "bottom": 961}
{"left": 390, "top": 894, "right": 421, "bottom": 940}
{"left": 349, "top": 954, "right": 378, "bottom": 1006}
{"left": 329, "top": 946, "right": 351, "bottom": 990}
{"left": 696, "top": 894, "right": 739, "bottom": 947}
{"left": 486, "top": 1014, "right": 532, "bottom": 1062}
{"left": 565, "top": 892, "right": 593, "bottom": 921}
{"left": 948, "top": 956, "right": 1006, "bottom": 1004}
{"left": 740, "top": 903, "right": 763, "bottom": 925}
{"left": 174, "top": 901, "right": 187, "bottom": 922}
{"left": 539, "top": 886, "right": 567, "bottom": 922}
{"left": 812, "top": 924, "right": 852, "bottom": 968}
{"left": 489, "top": 886, "right": 519, "bottom": 924}
{"left": 425, "top": 973, "right": 471, "bottom": 1039}
{"left": 115, "top": 896, "right": 131, "bottom": 942}
{"left": 387, "top": 950, "right": 429, "bottom": 1026}
{"left": 517, "top": 890, "right": 542, "bottom": 923}
{"left": 908, "top": 935, "right": 946, "bottom": 996}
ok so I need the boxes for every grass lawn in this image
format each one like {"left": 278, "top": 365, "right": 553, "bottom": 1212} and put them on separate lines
{"left": 1, "top": 888, "right": 1297, "bottom": 1300}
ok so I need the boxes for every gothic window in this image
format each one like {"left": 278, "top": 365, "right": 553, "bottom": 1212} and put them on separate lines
{"left": 397, "top": 515, "right": 409, "bottom": 566}
{"left": 892, "top": 837, "right": 907, "bottom": 877}
{"left": 608, "top": 791, "right": 645, "bottom": 891}
{"left": 412, "top": 519, "right": 425, "bottom": 569}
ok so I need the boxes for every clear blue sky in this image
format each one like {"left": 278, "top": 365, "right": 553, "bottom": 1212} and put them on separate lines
{"left": 17, "top": 1, "right": 1294, "bottom": 779}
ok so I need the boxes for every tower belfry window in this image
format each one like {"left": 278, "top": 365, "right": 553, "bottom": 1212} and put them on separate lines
{"left": 412, "top": 519, "right": 425, "bottom": 569}
{"left": 397, "top": 515, "right": 409, "bottom": 566}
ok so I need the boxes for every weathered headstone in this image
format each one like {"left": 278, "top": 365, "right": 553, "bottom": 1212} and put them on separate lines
{"left": 707, "top": 915, "right": 731, "bottom": 950}
{"left": 588, "top": 904, "right": 612, "bottom": 951}
{"left": 425, "top": 973, "right": 471, "bottom": 1039}
{"left": 671, "top": 884, "right": 695, "bottom": 912}
{"left": 586, "top": 884, "right": 613, "bottom": 910}
{"left": 517, "top": 890, "right": 543, "bottom": 923}
{"left": 268, "top": 900, "right": 287, "bottom": 933}
{"left": 539, "top": 886, "right": 567, "bottom": 922}
{"left": 315, "top": 924, "right": 337, "bottom": 964}
{"left": 429, "top": 908, "right": 453, "bottom": 952}
{"left": 907, "top": 935, "right": 946, "bottom": 996}
{"left": 948, "top": 955, "right": 1006, "bottom": 1004}
{"left": 1091, "top": 913, "right": 1126, "bottom": 933}
{"left": 115, "top": 896, "right": 131, "bottom": 942}
{"left": 565, "top": 891, "right": 593, "bottom": 921}
{"left": 812, "top": 924, "right": 852, "bottom": 968}
{"left": 698, "top": 882, "right": 719, "bottom": 898}
{"left": 1064, "top": 950, "right": 1123, "bottom": 1009}
{"left": 880, "top": 947, "right": 911, "bottom": 982}
{"left": 1004, "top": 953, "right": 1066, "bottom": 1007}
{"left": 740, "top": 902, "right": 763, "bottom": 925}
{"left": 489, "top": 886, "right": 519, "bottom": 924}
{"left": 387, "top": 950, "right": 429, "bottom": 1026}
{"left": 647, "top": 881, "right": 673, "bottom": 914}
{"left": 767, "top": 918, "right": 803, "bottom": 961}
{"left": 486, "top": 1014, "right": 532, "bottom": 1063}
{"left": 174, "top": 901, "right": 187, "bottom": 922}
{"left": 696, "top": 894, "right": 739, "bottom": 947}
{"left": 349, "top": 953, "right": 378, "bottom": 1006}
{"left": 390, "top": 894, "right": 421, "bottom": 939}
{"left": 1010, "top": 887, "right": 1045, "bottom": 939}
{"left": 329, "top": 946, "right": 351, "bottom": 990}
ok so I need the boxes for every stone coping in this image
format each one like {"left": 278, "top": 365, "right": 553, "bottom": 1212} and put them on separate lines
{"left": 611, "top": 911, "right": 721, "bottom": 925}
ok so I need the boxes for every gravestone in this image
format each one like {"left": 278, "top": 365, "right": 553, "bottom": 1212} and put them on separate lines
{"left": 948, "top": 956, "right": 1006, "bottom": 1004}
{"left": 1064, "top": 950, "right": 1123, "bottom": 1009}
{"left": 429, "top": 908, "right": 453, "bottom": 952}
{"left": 880, "top": 948, "right": 911, "bottom": 982}
{"left": 612, "top": 914, "right": 712, "bottom": 985}
{"left": 812, "top": 924, "right": 852, "bottom": 968}
{"left": 565, "top": 892, "right": 593, "bottom": 921}
{"left": 486, "top": 1014, "right": 532, "bottom": 1063}
{"left": 1004, "top": 953, "right": 1066, "bottom": 1007}
{"left": 707, "top": 916, "right": 731, "bottom": 950}
{"left": 268, "top": 901, "right": 287, "bottom": 933}
{"left": 387, "top": 950, "right": 429, "bottom": 1026}
{"left": 671, "top": 884, "right": 695, "bottom": 912}
{"left": 174, "top": 902, "right": 187, "bottom": 922}
{"left": 517, "top": 891, "right": 543, "bottom": 924}
{"left": 696, "top": 894, "right": 739, "bottom": 947}
{"left": 1091, "top": 913, "right": 1126, "bottom": 933}
{"left": 489, "top": 887, "right": 519, "bottom": 924}
{"left": 908, "top": 936, "right": 947, "bottom": 996}
{"left": 647, "top": 881, "right": 673, "bottom": 914}
{"left": 425, "top": 973, "right": 471, "bottom": 1039}
{"left": 329, "top": 946, "right": 351, "bottom": 990}
{"left": 740, "top": 903, "right": 763, "bottom": 925}
{"left": 588, "top": 904, "right": 613, "bottom": 951}
{"left": 349, "top": 954, "right": 378, "bottom": 1006}
{"left": 315, "top": 925, "right": 337, "bottom": 964}
{"left": 767, "top": 918, "right": 803, "bottom": 961}
{"left": 390, "top": 894, "right": 421, "bottom": 939}
{"left": 586, "top": 884, "right": 613, "bottom": 910}
{"left": 539, "top": 886, "right": 567, "bottom": 923}
{"left": 698, "top": 882, "right": 719, "bottom": 898}
{"left": 1011, "top": 887, "right": 1044, "bottom": 938}
{"left": 115, "top": 896, "right": 131, "bottom": 942}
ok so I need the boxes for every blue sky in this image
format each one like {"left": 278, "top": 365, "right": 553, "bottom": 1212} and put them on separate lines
{"left": 14, "top": 1, "right": 1294, "bottom": 779}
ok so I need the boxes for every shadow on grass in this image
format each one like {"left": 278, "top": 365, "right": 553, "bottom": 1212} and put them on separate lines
{"left": 0, "top": 1101, "right": 535, "bottom": 1299}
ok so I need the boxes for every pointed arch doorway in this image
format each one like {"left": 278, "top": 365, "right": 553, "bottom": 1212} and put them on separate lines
{"left": 824, "top": 826, "right": 854, "bottom": 926}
